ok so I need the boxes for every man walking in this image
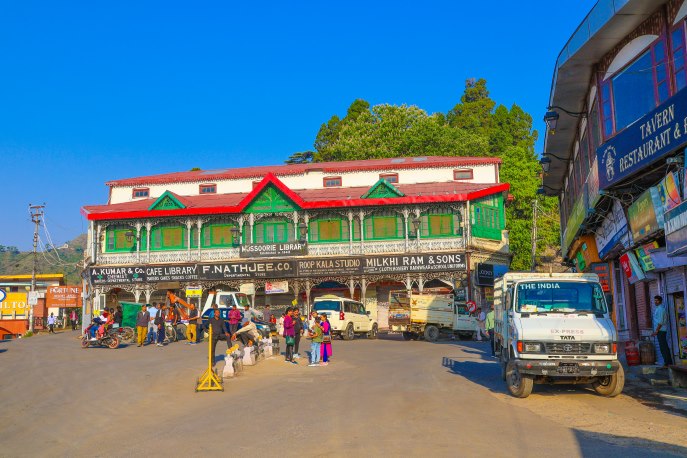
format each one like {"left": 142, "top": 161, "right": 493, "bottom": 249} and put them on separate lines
{"left": 485, "top": 304, "right": 495, "bottom": 357}
{"left": 148, "top": 302, "right": 159, "bottom": 344}
{"left": 186, "top": 303, "right": 200, "bottom": 344}
{"left": 206, "top": 308, "right": 230, "bottom": 367}
{"left": 70, "top": 309, "right": 78, "bottom": 331}
{"left": 154, "top": 303, "right": 165, "bottom": 347}
{"left": 293, "top": 308, "right": 304, "bottom": 359}
{"left": 136, "top": 304, "right": 150, "bottom": 347}
{"left": 47, "top": 313, "right": 56, "bottom": 334}
{"left": 228, "top": 304, "right": 242, "bottom": 338}
{"left": 262, "top": 304, "right": 272, "bottom": 324}
{"left": 308, "top": 316, "right": 323, "bottom": 367}
{"left": 652, "top": 296, "right": 674, "bottom": 367}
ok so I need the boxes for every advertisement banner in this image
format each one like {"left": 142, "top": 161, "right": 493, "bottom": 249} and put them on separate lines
{"left": 619, "top": 251, "right": 646, "bottom": 284}
{"left": 635, "top": 242, "right": 659, "bottom": 272}
{"left": 475, "top": 263, "right": 494, "bottom": 286}
{"left": 587, "top": 157, "right": 600, "bottom": 210}
{"left": 1, "top": 292, "right": 28, "bottom": 316}
{"left": 665, "top": 200, "right": 687, "bottom": 256}
{"left": 563, "top": 198, "right": 586, "bottom": 255}
{"left": 45, "top": 286, "right": 82, "bottom": 308}
{"left": 239, "top": 242, "right": 307, "bottom": 258}
{"left": 590, "top": 263, "right": 611, "bottom": 292}
{"left": 627, "top": 187, "right": 663, "bottom": 242}
{"left": 185, "top": 286, "right": 202, "bottom": 298}
{"left": 674, "top": 296, "right": 687, "bottom": 360}
{"left": 657, "top": 172, "right": 681, "bottom": 213}
{"left": 595, "top": 200, "right": 631, "bottom": 259}
{"left": 265, "top": 281, "right": 289, "bottom": 294}
{"left": 239, "top": 283, "right": 255, "bottom": 295}
{"left": 597, "top": 88, "right": 687, "bottom": 189}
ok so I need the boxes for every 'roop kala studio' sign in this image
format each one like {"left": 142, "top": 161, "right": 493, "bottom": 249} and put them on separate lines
{"left": 598, "top": 88, "right": 687, "bottom": 190}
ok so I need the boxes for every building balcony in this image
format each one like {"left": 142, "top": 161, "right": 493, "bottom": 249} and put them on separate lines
{"left": 96, "top": 236, "right": 466, "bottom": 266}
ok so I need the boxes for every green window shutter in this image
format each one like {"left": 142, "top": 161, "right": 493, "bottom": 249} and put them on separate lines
{"left": 106, "top": 230, "right": 115, "bottom": 251}
{"left": 395, "top": 216, "right": 403, "bottom": 238}
{"left": 254, "top": 223, "right": 264, "bottom": 243}
{"left": 341, "top": 218, "right": 350, "bottom": 241}
{"left": 453, "top": 213, "right": 462, "bottom": 236}
{"left": 140, "top": 228, "right": 147, "bottom": 251}
{"left": 190, "top": 227, "right": 198, "bottom": 248}
{"left": 364, "top": 218, "right": 374, "bottom": 239}
{"left": 203, "top": 226, "right": 211, "bottom": 247}
{"left": 309, "top": 221, "right": 319, "bottom": 242}
{"left": 152, "top": 228, "right": 162, "bottom": 249}
{"left": 286, "top": 223, "right": 295, "bottom": 242}
{"left": 352, "top": 219, "right": 361, "bottom": 241}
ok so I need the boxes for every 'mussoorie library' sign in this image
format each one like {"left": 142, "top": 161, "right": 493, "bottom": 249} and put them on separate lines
{"left": 598, "top": 88, "right": 687, "bottom": 189}
{"left": 89, "top": 253, "right": 466, "bottom": 285}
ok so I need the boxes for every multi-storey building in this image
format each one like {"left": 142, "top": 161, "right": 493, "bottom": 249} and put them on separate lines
{"left": 542, "top": 0, "right": 687, "bottom": 364}
{"left": 81, "top": 156, "right": 510, "bottom": 321}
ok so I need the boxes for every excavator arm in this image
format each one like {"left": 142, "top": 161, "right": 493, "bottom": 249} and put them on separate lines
{"left": 167, "top": 291, "right": 196, "bottom": 320}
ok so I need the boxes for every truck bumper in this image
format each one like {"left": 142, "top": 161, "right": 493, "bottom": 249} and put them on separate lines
{"left": 516, "top": 359, "right": 621, "bottom": 377}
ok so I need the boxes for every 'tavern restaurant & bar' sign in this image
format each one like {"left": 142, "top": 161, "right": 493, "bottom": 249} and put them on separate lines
{"left": 597, "top": 87, "right": 687, "bottom": 189}
{"left": 89, "top": 253, "right": 467, "bottom": 284}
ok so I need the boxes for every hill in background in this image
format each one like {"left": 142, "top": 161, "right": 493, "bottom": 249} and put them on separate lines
{"left": 0, "top": 234, "right": 87, "bottom": 285}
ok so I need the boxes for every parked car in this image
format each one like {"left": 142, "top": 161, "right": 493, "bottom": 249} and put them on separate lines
{"left": 312, "top": 295, "right": 378, "bottom": 340}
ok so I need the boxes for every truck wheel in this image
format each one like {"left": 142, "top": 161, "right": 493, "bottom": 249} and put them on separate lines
{"left": 368, "top": 324, "right": 378, "bottom": 339}
{"left": 506, "top": 360, "right": 533, "bottom": 398}
{"left": 592, "top": 365, "right": 625, "bottom": 397}
{"left": 342, "top": 323, "right": 355, "bottom": 340}
{"left": 402, "top": 332, "right": 413, "bottom": 341}
{"left": 424, "top": 325, "right": 440, "bottom": 342}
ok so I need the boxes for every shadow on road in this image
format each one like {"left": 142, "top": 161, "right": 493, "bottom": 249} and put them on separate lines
{"left": 574, "top": 429, "right": 687, "bottom": 457}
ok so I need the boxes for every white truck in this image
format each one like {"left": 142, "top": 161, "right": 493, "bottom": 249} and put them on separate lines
{"left": 388, "top": 292, "right": 477, "bottom": 341}
{"left": 495, "top": 272, "right": 624, "bottom": 398}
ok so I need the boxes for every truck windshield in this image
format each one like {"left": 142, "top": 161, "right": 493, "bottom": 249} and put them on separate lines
{"left": 515, "top": 281, "right": 608, "bottom": 313}
{"left": 314, "top": 301, "right": 341, "bottom": 312}
{"left": 235, "top": 294, "right": 251, "bottom": 308}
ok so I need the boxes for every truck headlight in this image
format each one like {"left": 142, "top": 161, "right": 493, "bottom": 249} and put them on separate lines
{"left": 593, "top": 343, "right": 610, "bottom": 353}
{"left": 524, "top": 342, "right": 542, "bottom": 353}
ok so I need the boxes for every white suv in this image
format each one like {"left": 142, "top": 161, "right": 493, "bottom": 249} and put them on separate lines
{"left": 312, "top": 295, "right": 378, "bottom": 340}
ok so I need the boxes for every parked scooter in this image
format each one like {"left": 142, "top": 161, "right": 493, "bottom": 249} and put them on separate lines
{"left": 81, "top": 323, "right": 120, "bottom": 349}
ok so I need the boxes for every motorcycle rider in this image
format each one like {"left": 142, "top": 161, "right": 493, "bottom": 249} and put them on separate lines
{"left": 89, "top": 310, "right": 109, "bottom": 340}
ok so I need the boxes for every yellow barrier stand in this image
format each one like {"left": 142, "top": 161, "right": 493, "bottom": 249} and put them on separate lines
{"left": 195, "top": 324, "right": 224, "bottom": 392}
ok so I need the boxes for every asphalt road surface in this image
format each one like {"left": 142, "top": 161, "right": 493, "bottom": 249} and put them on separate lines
{"left": 1, "top": 331, "right": 686, "bottom": 457}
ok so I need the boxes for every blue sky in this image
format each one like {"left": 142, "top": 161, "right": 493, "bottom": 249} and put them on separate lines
{"left": 0, "top": 0, "right": 597, "bottom": 250}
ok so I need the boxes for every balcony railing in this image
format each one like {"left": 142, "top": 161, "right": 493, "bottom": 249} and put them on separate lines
{"left": 96, "top": 236, "right": 466, "bottom": 266}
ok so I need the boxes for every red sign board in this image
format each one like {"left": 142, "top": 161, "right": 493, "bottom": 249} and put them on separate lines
{"left": 590, "top": 263, "right": 611, "bottom": 293}
{"left": 46, "top": 286, "right": 82, "bottom": 308}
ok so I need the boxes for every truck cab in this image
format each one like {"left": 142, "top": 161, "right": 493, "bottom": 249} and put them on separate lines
{"left": 495, "top": 273, "right": 624, "bottom": 398}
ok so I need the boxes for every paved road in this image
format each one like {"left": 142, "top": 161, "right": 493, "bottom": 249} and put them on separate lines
{"left": 1, "top": 331, "right": 686, "bottom": 457}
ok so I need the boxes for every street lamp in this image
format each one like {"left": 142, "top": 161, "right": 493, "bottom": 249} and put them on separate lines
{"left": 298, "top": 222, "right": 308, "bottom": 242}
{"left": 540, "top": 156, "right": 551, "bottom": 173}
{"left": 543, "top": 111, "right": 559, "bottom": 133}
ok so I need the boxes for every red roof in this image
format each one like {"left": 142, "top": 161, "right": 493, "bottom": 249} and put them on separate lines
{"left": 83, "top": 174, "right": 509, "bottom": 221}
{"left": 105, "top": 156, "right": 501, "bottom": 187}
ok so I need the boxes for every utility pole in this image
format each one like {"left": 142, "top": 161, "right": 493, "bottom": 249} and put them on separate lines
{"left": 531, "top": 199, "right": 538, "bottom": 272}
{"left": 29, "top": 204, "right": 44, "bottom": 333}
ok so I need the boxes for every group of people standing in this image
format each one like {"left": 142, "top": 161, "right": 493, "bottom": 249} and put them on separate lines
{"left": 475, "top": 304, "right": 496, "bottom": 357}
{"left": 134, "top": 301, "right": 202, "bottom": 347}
{"left": 282, "top": 308, "right": 332, "bottom": 366}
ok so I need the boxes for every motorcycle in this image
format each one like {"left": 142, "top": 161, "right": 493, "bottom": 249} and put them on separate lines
{"left": 81, "top": 323, "right": 120, "bottom": 349}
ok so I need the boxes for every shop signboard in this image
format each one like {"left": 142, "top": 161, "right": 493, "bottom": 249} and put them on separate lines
{"left": 0, "top": 288, "right": 5, "bottom": 303}
{"left": 586, "top": 157, "right": 601, "bottom": 210}
{"left": 595, "top": 200, "right": 631, "bottom": 259}
{"left": 635, "top": 242, "right": 659, "bottom": 272}
{"left": 1, "top": 292, "right": 28, "bottom": 316}
{"left": 665, "top": 200, "right": 687, "bottom": 256}
{"left": 265, "top": 281, "right": 289, "bottom": 294}
{"left": 619, "top": 251, "right": 645, "bottom": 284}
{"left": 239, "top": 242, "right": 307, "bottom": 258}
{"left": 590, "top": 263, "right": 611, "bottom": 293}
{"left": 454, "top": 287, "right": 467, "bottom": 302}
{"left": 563, "top": 198, "right": 586, "bottom": 255}
{"left": 185, "top": 286, "right": 202, "bottom": 298}
{"left": 46, "top": 286, "right": 82, "bottom": 308}
{"left": 657, "top": 172, "right": 681, "bottom": 214}
{"left": 674, "top": 296, "right": 687, "bottom": 360}
{"left": 89, "top": 253, "right": 467, "bottom": 285}
{"left": 239, "top": 283, "right": 255, "bottom": 295}
{"left": 475, "top": 263, "right": 494, "bottom": 286}
{"left": 627, "top": 187, "right": 664, "bottom": 242}
{"left": 597, "top": 87, "right": 687, "bottom": 189}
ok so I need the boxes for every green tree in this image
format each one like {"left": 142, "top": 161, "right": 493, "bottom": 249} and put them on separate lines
{"left": 285, "top": 151, "right": 315, "bottom": 164}
{"left": 447, "top": 78, "right": 495, "bottom": 138}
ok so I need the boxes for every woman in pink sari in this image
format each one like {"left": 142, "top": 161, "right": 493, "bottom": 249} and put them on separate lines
{"left": 320, "top": 314, "right": 332, "bottom": 365}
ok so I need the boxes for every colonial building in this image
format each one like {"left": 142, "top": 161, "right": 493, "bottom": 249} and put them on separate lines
{"left": 542, "top": 0, "right": 687, "bottom": 364}
{"left": 81, "top": 156, "right": 510, "bottom": 320}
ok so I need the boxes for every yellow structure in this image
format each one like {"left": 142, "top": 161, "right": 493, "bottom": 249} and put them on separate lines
{"left": 195, "top": 324, "right": 223, "bottom": 392}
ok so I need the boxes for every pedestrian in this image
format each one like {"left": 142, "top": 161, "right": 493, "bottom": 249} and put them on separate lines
{"left": 308, "top": 316, "right": 323, "bottom": 367}
{"left": 148, "top": 302, "right": 159, "bottom": 344}
{"left": 47, "top": 313, "right": 56, "bottom": 334}
{"left": 277, "top": 313, "right": 285, "bottom": 336}
{"left": 652, "top": 296, "right": 674, "bottom": 367}
{"left": 70, "top": 309, "right": 78, "bottom": 331}
{"left": 475, "top": 307, "right": 485, "bottom": 341}
{"left": 307, "top": 310, "right": 318, "bottom": 331}
{"left": 320, "top": 313, "right": 332, "bottom": 366}
{"left": 485, "top": 304, "right": 495, "bottom": 357}
{"left": 232, "top": 320, "right": 261, "bottom": 347}
{"left": 228, "top": 304, "right": 242, "bottom": 338}
{"left": 241, "top": 303, "right": 258, "bottom": 326}
{"left": 283, "top": 307, "right": 296, "bottom": 363}
{"left": 206, "top": 308, "right": 230, "bottom": 367}
{"left": 186, "top": 303, "right": 200, "bottom": 345}
{"left": 262, "top": 304, "right": 272, "bottom": 324}
{"left": 293, "top": 308, "right": 304, "bottom": 359}
{"left": 114, "top": 306, "right": 123, "bottom": 328}
{"left": 136, "top": 304, "right": 150, "bottom": 347}
{"left": 154, "top": 303, "right": 165, "bottom": 347}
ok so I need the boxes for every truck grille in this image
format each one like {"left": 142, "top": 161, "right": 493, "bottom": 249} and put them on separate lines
{"left": 545, "top": 343, "right": 591, "bottom": 354}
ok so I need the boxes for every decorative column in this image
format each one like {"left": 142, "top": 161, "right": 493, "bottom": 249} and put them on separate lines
{"left": 348, "top": 210, "right": 354, "bottom": 254}
{"left": 144, "top": 287, "right": 152, "bottom": 304}
{"left": 197, "top": 218, "right": 203, "bottom": 261}
{"left": 145, "top": 221, "right": 152, "bottom": 263}
{"left": 249, "top": 214, "right": 255, "bottom": 243}
{"left": 293, "top": 211, "right": 299, "bottom": 241}
{"left": 361, "top": 277, "right": 367, "bottom": 302}
{"left": 405, "top": 275, "right": 412, "bottom": 294}
{"left": 305, "top": 280, "right": 312, "bottom": 315}
{"left": 134, "top": 288, "right": 142, "bottom": 303}
{"left": 403, "top": 208, "right": 410, "bottom": 252}
{"left": 418, "top": 275, "right": 424, "bottom": 293}
{"left": 359, "top": 210, "right": 365, "bottom": 252}
{"left": 414, "top": 207, "right": 421, "bottom": 251}
{"left": 348, "top": 279, "right": 355, "bottom": 298}
{"left": 135, "top": 222, "right": 142, "bottom": 263}
{"left": 186, "top": 219, "right": 193, "bottom": 261}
